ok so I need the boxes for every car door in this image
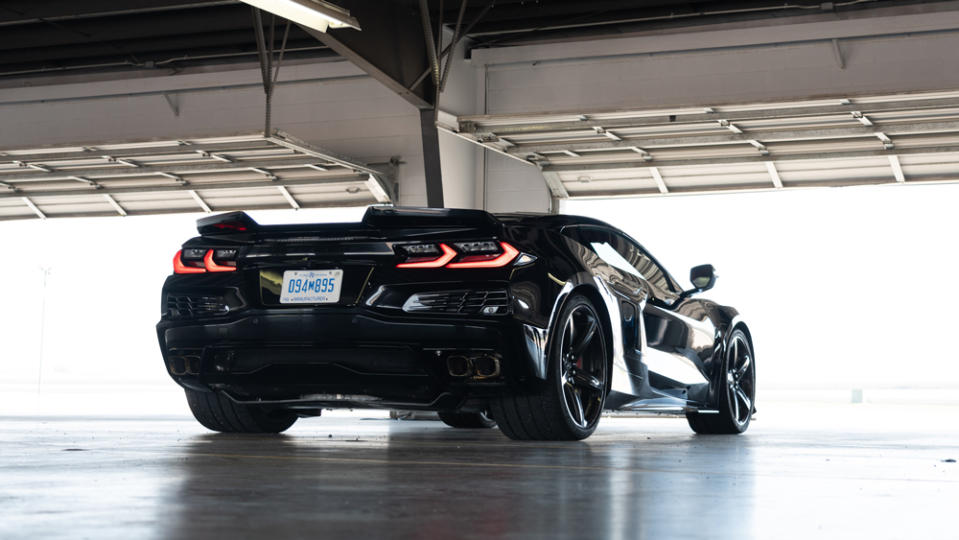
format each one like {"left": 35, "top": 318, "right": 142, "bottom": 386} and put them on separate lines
{"left": 614, "top": 235, "right": 717, "bottom": 388}
{"left": 563, "top": 226, "right": 650, "bottom": 354}
{"left": 564, "top": 225, "right": 716, "bottom": 393}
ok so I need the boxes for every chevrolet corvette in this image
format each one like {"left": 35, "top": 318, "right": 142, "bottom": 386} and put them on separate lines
{"left": 157, "top": 207, "right": 755, "bottom": 440}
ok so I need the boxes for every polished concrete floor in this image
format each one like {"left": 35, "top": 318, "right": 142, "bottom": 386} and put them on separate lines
{"left": 1, "top": 403, "right": 957, "bottom": 540}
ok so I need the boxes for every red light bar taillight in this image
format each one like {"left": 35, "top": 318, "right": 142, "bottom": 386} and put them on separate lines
{"left": 174, "top": 250, "right": 206, "bottom": 274}
{"left": 173, "top": 249, "right": 237, "bottom": 274}
{"left": 203, "top": 250, "right": 236, "bottom": 272}
{"left": 447, "top": 242, "right": 519, "bottom": 269}
{"left": 396, "top": 243, "right": 457, "bottom": 268}
{"left": 396, "top": 242, "right": 520, "bottom": 269}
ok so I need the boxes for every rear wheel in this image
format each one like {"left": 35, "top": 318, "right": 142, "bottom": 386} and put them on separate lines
{"left": 686, "top": 328, "right": 755, "bottom": 434}
{"left": 185, "top": 389, "right": 297, "bottom": 434}
{"left": 438, "top": 410, "right": 497, "bottom": 429}
{"left": 491, "top": 294, "right": 608, "bottom": 441}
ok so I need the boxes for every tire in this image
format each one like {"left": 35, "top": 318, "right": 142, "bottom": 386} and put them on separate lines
{"left": 491, "top": 294, "right": 609, "bottom": 441}
{"left": 184, "top": 389, "right": 298, "bottom": 434}
{"left": 438, "top": 410, "right": 497, "bottom": 429}
{"left": 686, "top": 328, "right": 756, "bottom": 434}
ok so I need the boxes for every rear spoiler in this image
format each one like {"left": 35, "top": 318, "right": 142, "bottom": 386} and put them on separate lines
{"left": 197, "top": 211, "right": 259, "bottom": 235}
{"left": 196, "top": 206, "right": 500, "bottom": 236}
{"left": 361, "top": 206, "right": 499, "bottom": 229}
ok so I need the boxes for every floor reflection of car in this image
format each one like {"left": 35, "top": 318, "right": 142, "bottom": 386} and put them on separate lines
{"left": 156, "top": 206, "right": 756, "bottom": 440}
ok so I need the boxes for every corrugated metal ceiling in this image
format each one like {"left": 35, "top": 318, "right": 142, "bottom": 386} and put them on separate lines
{"left": 0, "top": 131, "right": 393, "bottom": 220}
{"left": 449, "top": 89, "right": 959, "bottom": 200}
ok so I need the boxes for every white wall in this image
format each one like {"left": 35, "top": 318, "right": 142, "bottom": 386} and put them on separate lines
{"left": 473, "top": 4, "right": 959, "bottom": 112}
{"left": 483, "top": 152, "right": 550, "bottom": 213}
{"left": 436, "top": 32, "right": 482, "bottom": 209}
{"left": 481, "top": 32, "right": 959, "bottom": 114}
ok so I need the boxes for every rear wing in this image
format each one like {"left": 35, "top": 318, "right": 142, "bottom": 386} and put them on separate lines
{"left": 196, "top": 207, "right": 502, "bottom": 236}
{"left": 362, "top": 206, "right": 499, "bottom": 229}
{"left": 196, "top": 211, "right": 260, "bottom": 235}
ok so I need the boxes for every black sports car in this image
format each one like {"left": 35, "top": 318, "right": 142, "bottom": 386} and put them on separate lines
{"left": 157, "top": 207, "right": 755, "bottom": 440}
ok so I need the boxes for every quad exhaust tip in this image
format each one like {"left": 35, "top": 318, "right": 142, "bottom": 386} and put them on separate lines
{"left": 447, "top": 355, "right": 471, "bottom": 377}
{"left": 168, "top": 355, "right": 201, "bottom": 376}
{"left": 446, "top": 354, "right": 501, "bottom": 379}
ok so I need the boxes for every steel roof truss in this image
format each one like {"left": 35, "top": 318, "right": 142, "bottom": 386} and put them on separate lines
{"left": 0, "top": 131, "right": 393, "bottom": 220}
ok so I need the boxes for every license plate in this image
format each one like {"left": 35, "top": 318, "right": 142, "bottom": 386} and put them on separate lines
{"left": 280, "top": 270, "right": 343, "bottom": 304}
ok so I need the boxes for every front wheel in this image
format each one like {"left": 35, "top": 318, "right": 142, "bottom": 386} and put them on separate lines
{"left": 686, "top": 328, "right": 756, "bottom": 434}
{"left": 185, "top": 389, "right": 298, "bottom": 434}
{"left": 491, "top": 294, "right": 608, "bottom": 441}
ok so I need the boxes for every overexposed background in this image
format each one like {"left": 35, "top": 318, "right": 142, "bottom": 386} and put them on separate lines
{"left": 564, "top": 182, "right": 959, "bottom": 401}
{"left": 1, "top": 183, "right": 957, "bottom": 415}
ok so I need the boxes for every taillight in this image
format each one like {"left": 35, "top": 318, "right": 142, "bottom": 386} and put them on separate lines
{"left": 204, "top": 250, "right": 236, "bottom": 272}
{"left": 395, "top": 241, "right": 521, "bottom": 269}
{"left": 173, "top": 250, "right": 205, "bottom": 274}
{"left": 396, "top": 243, "right": 457, "bottom": 268}
{"left": 173, "top": 248, "right": 238, "bottom": 274}
{"left": 447, "top": 242, "right": 519, "bottom": 269}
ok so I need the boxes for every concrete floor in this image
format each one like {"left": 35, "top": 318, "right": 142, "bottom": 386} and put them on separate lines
{"left": 1, "top": 403, "right": 957, "bottom": 540}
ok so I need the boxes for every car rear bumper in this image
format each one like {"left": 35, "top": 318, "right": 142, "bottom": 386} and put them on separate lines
{"left": 156, "top": 307, "right": 548, "bottom": 410}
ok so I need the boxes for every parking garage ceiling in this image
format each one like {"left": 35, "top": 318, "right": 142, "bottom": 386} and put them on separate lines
{"left": 2, "top": 0, "right": 958, "bottom": 215}
{"left": 450, "top": 90, "right": 959, "bottom": 199}
{"left": 0, "top": 0, "right": 939, "bottom": 81}
{"left": 0, "top": 132, "right": 392, "bottom": 220}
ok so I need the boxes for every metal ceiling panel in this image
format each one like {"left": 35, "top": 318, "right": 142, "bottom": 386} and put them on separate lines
{"left": 448, "top": 89, "right": 959, "bottom": 201}
{"left": 0, "top": 131, "right": 393, "bottom": 221}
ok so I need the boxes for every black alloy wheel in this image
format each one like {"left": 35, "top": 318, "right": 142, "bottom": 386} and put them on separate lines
{"left": 491, "top": 294, "right": 608, "bottom": 440}
{"left": 686, "top": 328, "right": 756, "bottom": 434}
{"left": 558, "top": 302, "right": 607, "bottom": 430}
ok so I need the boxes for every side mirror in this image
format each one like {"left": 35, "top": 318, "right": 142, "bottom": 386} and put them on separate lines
{"left": 689, "top": 264, "right": 717, "bottom": 293}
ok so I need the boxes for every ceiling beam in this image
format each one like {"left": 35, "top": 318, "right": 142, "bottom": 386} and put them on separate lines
{"left": 468, "top": 2, "right": 959, "bottom": 65}
{"left": 502, "top": 120, "right": 959, "bottom": 156}
{"left": 541, "top": 144, "right": 959, "bottom": 173}
{"left": 0, "top": 196, "right": 379, "bottom": 222}
{"left": 297, "top": 1, "right": 435, "bottom": 109}
{"left": 765, "top": 162, "right": 784, "bottom": 189}
{"left": 459, "top": 97, "right": 959, "bottom": 136}
{"left": 0, "top": 1, "right": 237, "bottom": 26}
{"left": 561, "top": 175, "right": 959, "bottom": 200}
{"left": 21, "top": 196, "right": 45, "bottom": 218}
{"left": 540, "top": 169, "right": 570, "bottom": 199}
{"left": 0, "top": 7, "right": 258, "bottom": 51}
{"left": 266, "top": 131, "right": 383, "bottom": 178}
{"left": 649, "top": 167, "right": 668, "bottom": 193}
{"left": 189, "top": 190, "right": 212, "bottom": 213}
{"left": 0, "top": 156, "right": 346, "bottom": 184}
{"left": 888, "top": 155, "right": 906, "bottom": 182}
{"left": 102, "top": 193, "right": 128, "bottom": 216}
{"left": 0, "top": 173, "right": 368, "bottom": 201}
{"left": 276, "top": 185, "right": 300, "bottom": 209}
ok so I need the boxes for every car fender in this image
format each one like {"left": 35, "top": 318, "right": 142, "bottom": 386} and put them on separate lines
{"left": 533, "top": 268, "right": 640, "bottom": 398}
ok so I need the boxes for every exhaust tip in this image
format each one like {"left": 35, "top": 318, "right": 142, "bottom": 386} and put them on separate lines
{"left": 169, "top": 355, "right": 201, "bottom": 376}
{"left": 185, "top": 356, "right": 200, "bottom": 375}
{"left": 169, "top": 357, "right": 186, "bottom": 376}
{"left": 447, "top": 355, "right": 471, "bottom": 377}
{"left": 472, "top": 355, "right": 501, "bottom": 379}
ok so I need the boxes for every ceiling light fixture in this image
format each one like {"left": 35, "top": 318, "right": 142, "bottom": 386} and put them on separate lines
{"left": 241, "top": 0, "right": 361, "bottom": 32}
